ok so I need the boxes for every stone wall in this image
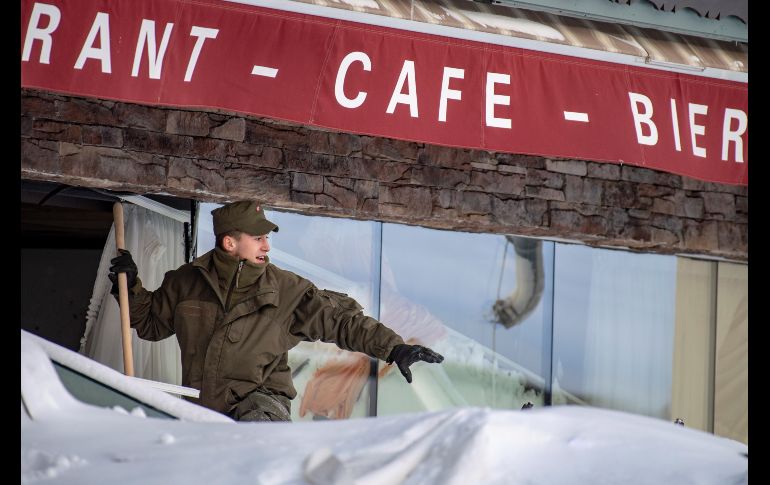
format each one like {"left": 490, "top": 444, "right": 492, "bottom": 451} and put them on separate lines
{"left": 21, "top": 89, "right": 748, "bottom": 260}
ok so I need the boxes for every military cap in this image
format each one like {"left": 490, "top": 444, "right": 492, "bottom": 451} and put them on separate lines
{"left": 211, "top": 201, "right": 279, "bottom": 236}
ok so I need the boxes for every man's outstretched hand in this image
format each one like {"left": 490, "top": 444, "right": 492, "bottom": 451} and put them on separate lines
{"left": 386, "top": 344, "right": 444, "bottom": 383}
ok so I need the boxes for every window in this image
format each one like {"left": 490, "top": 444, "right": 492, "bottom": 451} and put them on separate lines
{"left": 376, "top": 223, "right": 553, "bottom": 415}
{"left": 551, "top": 245, "right": 676, "bottom": 418}
{"left": 53, "top": 363, "right": 175, "bottom": 419}
{"left": 196, "top": 204, "right": 746, "bottom": 442}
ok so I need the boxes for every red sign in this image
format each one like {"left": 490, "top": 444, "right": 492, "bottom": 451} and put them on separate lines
{"left": 21, "top": 0, "right": 748, "bottom": 185}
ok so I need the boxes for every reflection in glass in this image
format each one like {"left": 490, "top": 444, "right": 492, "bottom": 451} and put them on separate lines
{"left": 552, "top": 244, "right": 676, "bottom": 418}
{"left": 196, "top": 203, "right": 731, "bottom": 426}
{"left": 377, "top": 224, "right": 553, "bottom": 415}
{"left": 54, "top": 363, "right": 173, "bottom": 419}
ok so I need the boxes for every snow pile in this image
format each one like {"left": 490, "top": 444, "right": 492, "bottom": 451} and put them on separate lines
{"left": 300, "top": 407, "right": 747, "bottom": 485}
{"left": 21, "top": 449, "right": 88, "bottom": 482}
{"left": 21, "top": 402, "right": 747, "bottom": 484}
{"left": 22, "top": 330, "right": 231, "bottom": 423}
{"left": 22, "top": 330, "right": 747, "bottom": 485}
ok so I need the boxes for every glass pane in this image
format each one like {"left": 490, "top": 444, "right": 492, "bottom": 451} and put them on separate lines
{"left": 198, "top": 203, "right": 379, "bottom": 421}
{"left": 552, "top": 244, "right": 676, "bottom": 418}
{"left": 377, "top": 223, "right": 553, "bottom": 415}
{"left": 54, "top": 363, "right": 174, "bottom": 419}
{"left": 714, "top": 262, "right": 747, "bottom": 444}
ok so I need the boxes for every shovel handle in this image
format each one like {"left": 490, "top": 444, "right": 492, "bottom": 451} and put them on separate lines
{"left": 112, "top": 202, "right": 134, "bottom": 377}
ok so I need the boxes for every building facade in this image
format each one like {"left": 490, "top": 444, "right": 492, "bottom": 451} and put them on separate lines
{"left": 21, "top": 0, "right": 747, "bottom": 443}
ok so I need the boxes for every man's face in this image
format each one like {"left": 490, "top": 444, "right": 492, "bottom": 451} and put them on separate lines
{"left": 228, "top": 232, "right": 271, "bottom": 265}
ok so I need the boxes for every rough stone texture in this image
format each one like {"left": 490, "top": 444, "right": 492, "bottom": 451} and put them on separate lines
{"left": 123, "top": 127, "right": 193, "bottom": 156}
{"left": 380, "top": 184, "right": 432, "bottom": 217}
{"left": 587, "top": 162, "right": 621, "bottom": 180}
{"left": 412, "top": 166, "right": 469, "bottom": 189}
{"left": 601, "top": 180, "right": 637, "bottom": 208}
{"left": 622, "top": 165, "right": 682, "bottom": 188}
{"left": 702, "top": 192, "right": 736, "bottom": 219}
{"left": 167, "top": 111, "right": 210, "bottom": 137}
{"left": 471, "top": 162, "right": 497, "bottom": 171}
{"left": 210, "top": 118, "right": 246, "bottom": 142}
{"left": 470, "top": 171, "right": 523, "bottom": 195}
{"left": 498, "top": 164, "right": 527, "bottom": 175}
{"left": 564, "top": 175, "right": 602, "bottom": 206}
{"left": 168, "top": 156, "right": 228, "bottom": 195}
{"left": 526, "top": 169, "right": 564, "bottom": 190}
{"left": 417, "top": 144, "right": 472, "bottom": 170}
{"left": 683, "top": 197, "right": 705, "bottom": 219}
{"left": 82, "top": 125, "right": 123, "bottom": 147}
{"left": 546, "top": 159, "right": 587, "bottom": 177}
{"left": 292, "top": 173, "right": 324, "bottom": 194}
{"left": 20, "top": 89, "right": 748, "bottom": 261}
{"left": 525, "top": 186, "right": 565, "bottom": 201}
{"left": 362, "top": 136, "right": 418, "bottom": 161}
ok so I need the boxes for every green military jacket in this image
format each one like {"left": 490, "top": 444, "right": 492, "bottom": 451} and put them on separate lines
{"left": 126, "top": 249, "right": 404, "bottom": 415}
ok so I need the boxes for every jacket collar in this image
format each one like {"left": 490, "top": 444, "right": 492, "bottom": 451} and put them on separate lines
{"left": 193, "top": 249, "right": 280, "bottom": 309}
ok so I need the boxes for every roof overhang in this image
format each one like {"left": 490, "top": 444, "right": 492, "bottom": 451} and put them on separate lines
{"left": 21, "top": 0, "right": 748, "bottom": 185}
{"left": 257, "top": 0, "right": 746, "bottom": 82}
{"left": 492, "top": 0, "right": 747, "bottom": 43}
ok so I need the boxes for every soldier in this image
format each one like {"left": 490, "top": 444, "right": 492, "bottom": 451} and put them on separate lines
{"left": 109, "top": 200, "right": 443, "bottom": 421}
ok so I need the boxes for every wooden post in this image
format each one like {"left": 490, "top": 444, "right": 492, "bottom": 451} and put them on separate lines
{"left": 112, "top": 202, "right": 135, "bottom": 377}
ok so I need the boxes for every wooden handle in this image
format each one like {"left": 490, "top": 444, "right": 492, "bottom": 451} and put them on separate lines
{"left": 112, "top": 202, "right": 134, "bottom": 377}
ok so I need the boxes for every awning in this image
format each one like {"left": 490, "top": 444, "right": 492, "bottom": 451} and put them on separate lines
{"left": 21, "top": 0, "right": 747, "bottom": 185}
{"left": 268, "top": 0, "right": 747, "bottom": 79}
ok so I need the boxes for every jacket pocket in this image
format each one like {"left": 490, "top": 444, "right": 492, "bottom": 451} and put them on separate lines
{"left": 319, "top": 289, "right": 364, "bottom": 315}
{"left": 222, "top": 351, "right": 276, "bottom": 383}
{"left": 227, "top": 319, "right": 245, "bottom": 343}
{"left": 174, "top": 300, "right": 219, "bottom": 384}
{"left": 225, "top": 290, "right": 278, "bottom": 343}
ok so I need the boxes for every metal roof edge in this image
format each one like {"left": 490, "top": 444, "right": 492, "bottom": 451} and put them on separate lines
{"left": 493, "top": 0, "right": 748, "bottom": 43}
{"left": 224, "top": 0, "right": 746, "bottom": 83}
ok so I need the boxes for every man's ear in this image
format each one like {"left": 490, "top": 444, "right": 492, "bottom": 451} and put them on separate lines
{"left": 223, "top": 234, "right": 236, "bottom": 251}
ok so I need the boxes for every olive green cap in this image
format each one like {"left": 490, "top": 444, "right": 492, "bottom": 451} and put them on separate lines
{"left": 211, "top": 201, "right": 278, "bottom": 236}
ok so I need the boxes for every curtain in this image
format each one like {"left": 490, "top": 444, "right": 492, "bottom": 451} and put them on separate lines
{"left": 79, "top": 204, "right": 184, "bottom": 385}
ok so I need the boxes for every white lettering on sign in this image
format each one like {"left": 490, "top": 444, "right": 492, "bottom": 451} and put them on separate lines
{"left": 251, "top": 66, "right": 278, "bottom": 78}
{"left": 184, "top": 26, "right": 218, "bottom": 82}
{"left": 387, "top": 60, "right": 419, "bottom": 118}
{"left": 689, "top": 103, "right": 708, "bottom": 158}
{"left": 18, "top": 3, "right": 747, "bottom": 180}
{"left": 670, "top": 99, "right": 682, "bottom": 152}
{"left": 75, "top": 12, "right": 111, "bottom": 73}
{"left": 439, "top": 67, "right": 464, "bottom": 122}
{"left": 564, "top": 111, "right": 589, "bottom": 122}
{"left": 132, "top": 19, "right": 174, "bottom": 79}
{"left": 486, "top": 72, "right": 511, "bottom": 129}
{"left": 722, "top": 108, "right": 747, "bottom": 163}
{"left": 335, "top": 51, "right": 371, "bottom": 109}
{"left": 629, "top": 93, "right": 746, "bottom": 163}
{"left": 22, "top": 2, "right": 61, "bottom": 64}
{"left": 628, "top": 92, "right": 658, "bottom": 146}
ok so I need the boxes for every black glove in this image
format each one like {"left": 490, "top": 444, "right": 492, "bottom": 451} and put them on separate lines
{"left": 108, "top": 249, "right": 138, "bottom": 294}
{"left": 386, "top": 344, "right": 444, "bottom": 384}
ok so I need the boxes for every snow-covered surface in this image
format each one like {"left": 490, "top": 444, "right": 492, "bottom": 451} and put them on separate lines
{"left": 22, "top": 330, "right": 231, "bottom": 423}
{"left": 22, "top": 332, "right": 747, "bottom": 484}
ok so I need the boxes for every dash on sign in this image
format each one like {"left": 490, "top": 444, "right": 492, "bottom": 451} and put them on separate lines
{"left": 564, "top": 111, "right": 589, "bottom": 122}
